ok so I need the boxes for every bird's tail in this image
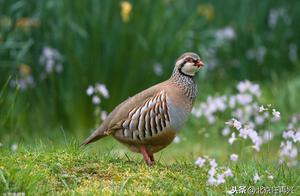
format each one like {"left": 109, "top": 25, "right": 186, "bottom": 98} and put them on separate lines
{"left": 80, "top": 126, "right": 108, "bottom": 147}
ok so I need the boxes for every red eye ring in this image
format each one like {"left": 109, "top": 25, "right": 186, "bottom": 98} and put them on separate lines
{"left": 185, "top": 57, "right": 193, "bottom": 62}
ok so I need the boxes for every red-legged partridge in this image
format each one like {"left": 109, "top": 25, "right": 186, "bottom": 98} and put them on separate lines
{"left": 82, "top": 52, "right": 204, "bottom": 165}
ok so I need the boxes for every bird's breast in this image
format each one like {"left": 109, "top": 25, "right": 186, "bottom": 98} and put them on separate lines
{"left": 167, "top": 98, "right": 191, "bottom": 132}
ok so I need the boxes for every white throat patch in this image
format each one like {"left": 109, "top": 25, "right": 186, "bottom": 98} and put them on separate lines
{"left": 181, "top": 62, "right": 199, "bottom": 76}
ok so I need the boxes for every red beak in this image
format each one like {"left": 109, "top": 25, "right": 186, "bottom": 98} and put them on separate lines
{"left": 195, "top": 60, "right": 204, "bottom": 68}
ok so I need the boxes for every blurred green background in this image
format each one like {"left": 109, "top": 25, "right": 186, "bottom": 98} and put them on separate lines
{"left": 0, "top": 0, "right": 300, "bottom": 143}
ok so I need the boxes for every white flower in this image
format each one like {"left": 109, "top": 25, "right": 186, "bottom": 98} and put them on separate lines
{"left": 268, "top": 8, "right": 289, "bottom": 29}
{"left": 173, "top": 136, "right": 181, "bottom": 144}
{"left": 259, "top": 105, "right": 267, "bottom": 112}
{"left": 229, "top": 132, "right": 237, "bottom": 145}
{"left": 216, "top": 173, "right": 225, "bottom": 185}
{"left": 153, "top": 63, "right": 163, "bottom": 76}
{"left": 224, "top": 169, "right": 233, "bottom": 177}
{"left": 86, "top": 86, "right": 94, "bottom": 96}
{"left": 239, "top": 127, "right": 250, "bottom": 139}
{"left": 222, "top": 127, "right": 231, "bottom": 136}
{"left": 92, "top": 95, "right": 101, "bottom": 105}
{"left": 43, "top": 47, "right": 56, "bottom": 59}
{"left": 210, "top": 159, "right": 218, "bottom": 168}
{"left": 208, "top": 167, "right": 216, "bottom": 176}
{"left": 0, "top": 143, "right": 3, "bottom": 148}
{"left": 256, "top": 46, "right": 267, "bottom": 64}
{"left": 262, "top": 131, "right": 274, "bottom": 142}
{"left": 208, "top": 176, "right": 217, "bottom": 186}
{"left": 100, "top": 111, "right": 108, "bottom": 121}
{"left": 195, "top": 157, "right": 206, "bottom": 167}
{"left": 11, "top": 75, "right": 36, "bottom": 91}
{"left": 236, "top": 93, "right": 252, "bottom": 105}
{"left": 226, "top": 119, "right": 242, "bottom": 130}
{"left": 237, "top": 80, "right": 261, "bottom": 97}
{"left": 255, "top": 115, "right": 265, "bottom": 125}
{"left": 233, "top": 108, "right": 243, "bottom": 120}
{"left": 215, "top": 26, "right": 236, "bottom": 41}
{"left": 263, "top": 111, "right": 270, "bottom": 118}
{"left": 253, "top": 143, "right": 261, "bottom": 152}
{"left": 283, "top": 130, "right": 294, "bottom": 139}
{"left": 253, "top": 172, "right": 260, "bottom": 183}
{"left": 268, "top": 175, "right": 274, "bottom": 180}
{"left": 207, "top": 115, "right": 216, "bottom": 124}
{"left": 237, "top": 80, "right": 249, "bottom": 93}
{"left": 249, "top": 83, "right": 261, "bottom": 97}
{"left": 55, "top": 63, "right": 63, "bottom": 73}
{"left": 11, "top": 143, "right": 18, "bottom": 152}
{"left": 39, "top": 46, "right": 63, "bottom": 75}
{"left": 191, "top": 106, "right": 202, "bottom": 117}
{"left": 230, "top": 154, "right": 239, "bottom": 162}
{"left": 194, "top": 95, "right": 228, "bottom": 123}
{"left": 45, "top": 59, "right": 54, "bottom": 73}
{"left": 279, "top": 140, "right": 298, "bottom": 166}
{"left": 290, "top": 148, "right": 298, "bottom": 158}
{"left": 294, "top": 131, "right": 300, "bottom": 142}
{"left": 272, "top": 109, "right": 280, "bottom": 119}
{"left": 229, "top": 96, "right": 236, "bottom": 108}
{"left": 96, "top": 84, "right": 109, "bottom": 99}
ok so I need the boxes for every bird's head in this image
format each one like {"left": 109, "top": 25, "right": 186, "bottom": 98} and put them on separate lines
{"left": 174, "top": 52, "right": 204, "bottom": 77}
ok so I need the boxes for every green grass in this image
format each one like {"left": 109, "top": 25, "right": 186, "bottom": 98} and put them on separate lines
{"left": 0, "top": 140, "right": 299, "bottom": 195}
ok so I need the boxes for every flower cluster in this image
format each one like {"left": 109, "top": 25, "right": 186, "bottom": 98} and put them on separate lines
{"left": 193, "top": 81, "right": 281, "bottom": 137}
{"left": 192, "top": 81, "right": 279, "bottom": 152}
{"left": 200, "top": 26, "right": 236, "bottom": 70}
{"left": 195, "top": 156, "right": 233, "bottom": 186}
{"left": 193, "top": 79, "right": 300, "bottom": 169}
{"left": 246, "top": 46, "right": 267, "bottom": 65}
{"left": 225, "top": 104, "right": 280, "bottom": 152}
{"left": 192, "top": 80, "right": 262, "bottom": 124}
{"left": 39, "top": 46, "right": 63, "bottom": 79}
{"left": 279, "top": 114, "right": 300, "bottom": 167}
{"left": 10, "top": 64, "right": 35, "bottom": 91}
{"left": 192, "top": 95, "right": 226, "bottom": 123}
{"left": 86, "top": 83, "right": 109, "bottom": 122}
{"left": 86, "top": 83, "right": 109, "bottom": 104}
{"left": 215, "top": 26, "right": 236, "bottom": 42}
{"left": 193, "top": 79, "right": 300, "bottom": 168}
{"left": 230, "top": 153, "right": 238, "bottom": 162}
{"left": 226, "top": 118, "right": 263, "bottom": 151}
{"left": 268, "top": 8, "right": 291, "bottom": 29}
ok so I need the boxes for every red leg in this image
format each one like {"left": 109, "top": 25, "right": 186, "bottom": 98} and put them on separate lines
{"left": 140, "top": 146, "right": 154, "bottom": 166}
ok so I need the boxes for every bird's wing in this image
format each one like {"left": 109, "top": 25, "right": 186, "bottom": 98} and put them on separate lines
{"left": 81, "top": 81, "right": 169, "bottom": 145}
{"left": 110, "top": 90, "right": 171, "bottom": 141}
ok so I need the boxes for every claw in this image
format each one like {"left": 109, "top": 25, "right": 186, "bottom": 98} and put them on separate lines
{"left": 140, "top": 146, "right": 155, "bottom": 166}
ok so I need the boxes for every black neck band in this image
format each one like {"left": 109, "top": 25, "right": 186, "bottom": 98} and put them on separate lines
{"left": 178, "top": 61, "right": 194, "bottom": 78}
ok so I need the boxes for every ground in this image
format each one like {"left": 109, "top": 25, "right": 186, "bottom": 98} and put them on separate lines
{"left": 0, "top": 137, "right": 299, "bottom": 195}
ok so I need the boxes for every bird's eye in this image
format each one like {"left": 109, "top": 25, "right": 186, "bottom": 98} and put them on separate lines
{"left": 186, "top": 57, "right": 193, "bottom": 62}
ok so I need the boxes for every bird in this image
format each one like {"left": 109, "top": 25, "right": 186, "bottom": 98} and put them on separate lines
{"left": 81, "top": 52, "right": 204, "bottom": 166}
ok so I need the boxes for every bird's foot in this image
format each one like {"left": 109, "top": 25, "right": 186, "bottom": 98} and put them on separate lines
{"left": 140, "top": 146, "right": 155, "bottom": 166}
